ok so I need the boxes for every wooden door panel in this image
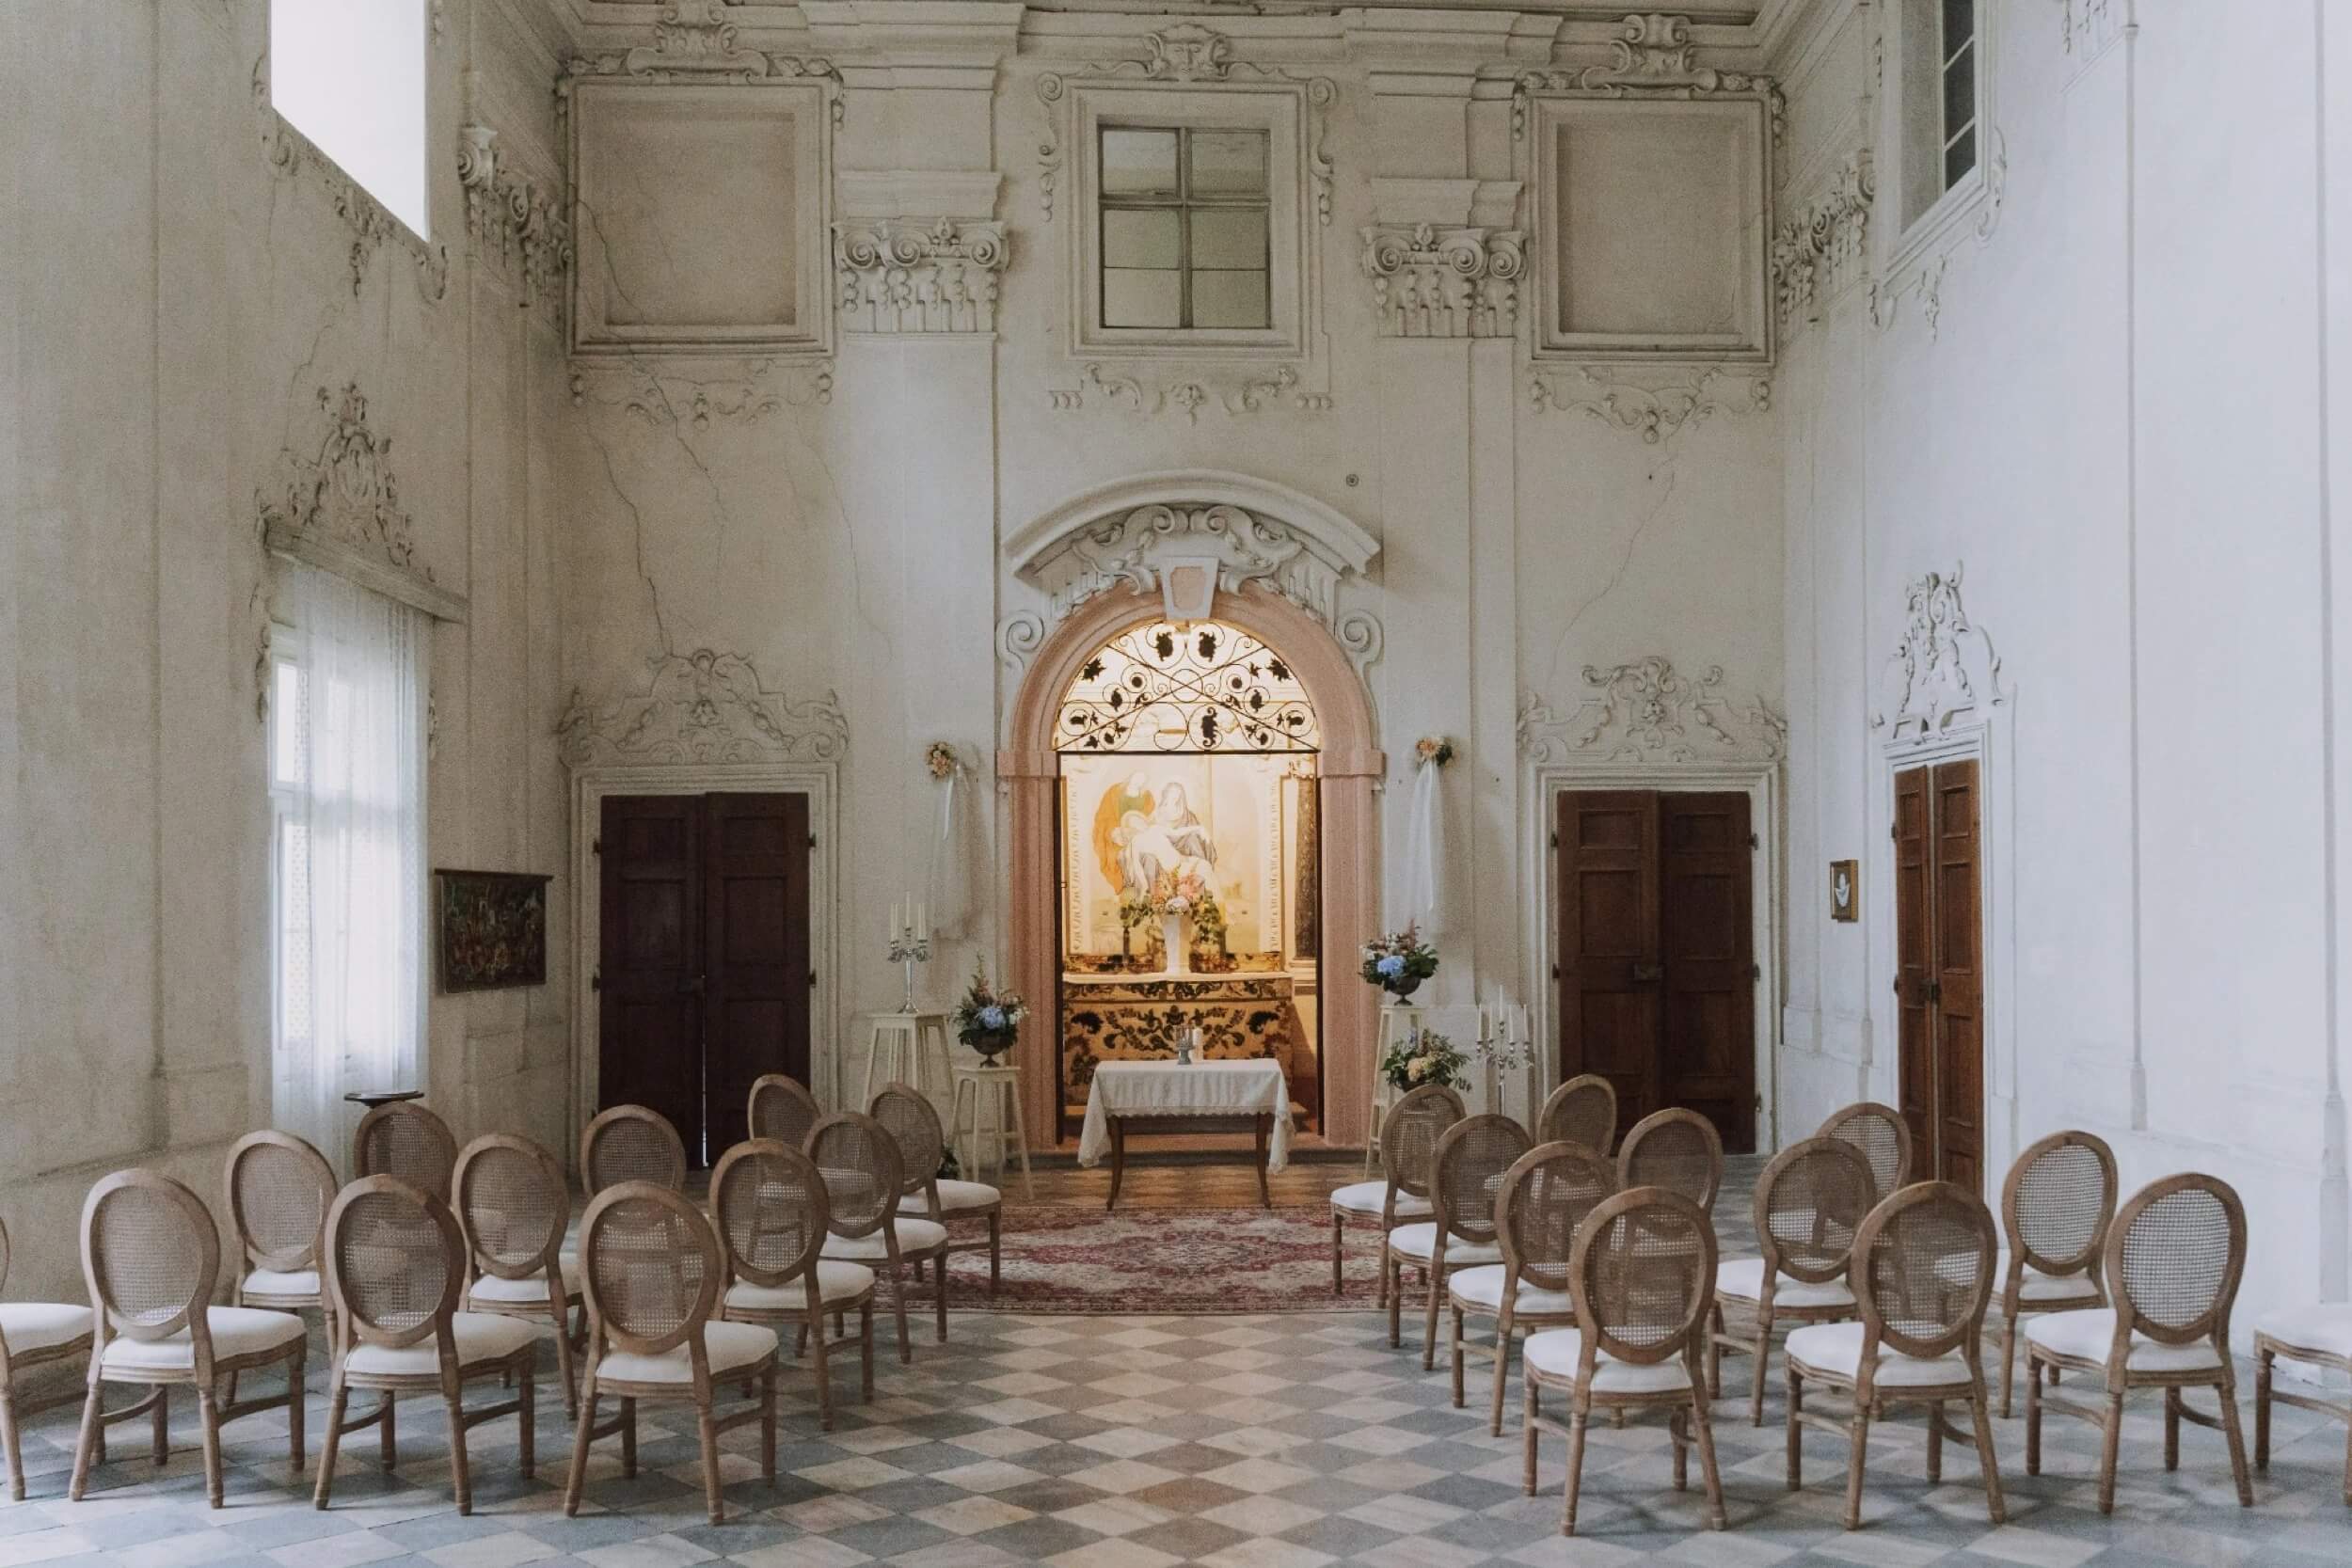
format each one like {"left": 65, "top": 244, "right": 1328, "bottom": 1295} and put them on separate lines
{"left": 1891, "top": 768, "right": 1935, "bottom": 1166}
{"left": 598, "top": 796, "right": 704, "bottom": 1149}
{"left": 703, "top": 791, "right": 810, "bottom": 1163}
{"left": 1931, "top": 760, "right": 1983, "bottom": 1187}
{"left": 1659, "top": 792, "right": 1755, "bottom": 1151}
{"left": 1558, "top": 791, "right": 1661, "bottom": 1134}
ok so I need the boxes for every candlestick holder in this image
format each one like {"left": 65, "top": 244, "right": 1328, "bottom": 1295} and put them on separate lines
{"left": 887, "top": 932, "right": 931, "bottom": 1012}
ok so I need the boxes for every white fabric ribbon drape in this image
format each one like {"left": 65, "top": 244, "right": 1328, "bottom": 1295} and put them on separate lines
{"left": 925, "top": 757, "right": 977, "bottom": 940}
{"left": 1402, "top": 759, "right": 1449, "bottom": 939}
{"left": 282, "top": 563, "right": 429, "bottom": 1165}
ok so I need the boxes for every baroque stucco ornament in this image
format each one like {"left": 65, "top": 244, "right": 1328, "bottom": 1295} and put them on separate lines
{"left": 1873, "top": 567, "right": 2004, "bottom": 739}
{"left": 1518, "top": 658, "right": 1787, "bottom": 765}
{"left": 569, "top": 358, "right": 834, "bottom": 421}
{"left": 834, "top": 219, "right": 1008, "bottom": 334}
{"left": 259, "top": 383, "right": 464, "bottom": 623}
{"left": 1046, "top": 363, "right": 1327, "bottom": 420}
{"left": 1772, "top": 151, "right": 1873, "bottom": 332}
{"left": 1359, "top": 226, "right": 1524, "bottom": 339}
{"left": 558, "top": 650, "right": 849, "bottom": 767}
{"left": 563, "top": 0, "right": 845, "bottom": 122}
{"left": 1513, "top": 13, "right": 1785, "bottom": 141}
{"left": 1528, "top": 367, "right": 1771, "bottom": 441}
{"left": 456, "top": 126, "right": 571, "bottom": 310}
{"left": 254, "top": 62, "right": 449, "bottom": 303}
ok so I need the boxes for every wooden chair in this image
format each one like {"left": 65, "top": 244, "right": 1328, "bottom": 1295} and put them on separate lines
{"left": 1818, "top": 1103, "right": 1912, "bottom": 1203}
{"left": 315, "top": 1176, "right": 538, "bottom": 1513}
{"left": 1522, "top": 1186, "right": 1724, "bottom": 1535}
{"left": 453, "top": 1134, "right": 584, "bottom": 1415}
{"left": 0, "top": 1215, "right": 93, "bottom": 1500}
{"left": 1379, "top": 1085, "right": 1466, "bottom": 1348}
{"left": 1994, "top": 1130, "right": 2116, "bottom": 1416}
{"left": 1617, "top": 1108, "right": 1724, "bottom": 1214}
{"left": 355, "top": 1101, "right": 458, "bottom": 1203}
{"left": 874, "top": 1081, "right": 996, "bottom": 1296}
{"left": 750, "top": 1074, "right": 822, "bottom": 1150}
{"left": 564, "top": 1181, "right": 780, "bottom": 1526}
{"left": 1329, "top": 1086, "right": 1441, "bottom": 1303}
{"left": 223, "top": 1132, "right": 337, "bottom": 1337}
{"left": 2254, "top": 1304, "right": 2352, "bottom": 1506}
{"left": 2024, "top": 1172, "right": 2252, "bottom": 1513}
{"left": 1709, "top": 1135, "right": 1875, "bottom": 1426}
{"left": 69, "top": 1170, "right": 307, "bottom": 1508}
{"left": 1785, "top": 1181, "right": 2006, "bottom": 1530}
{"left": 711, "top": 1139, "right": 875, "bottom": 1432}
{"left": 812, "top": 1112, "right": 946, "bottom": 1363}
{"left": 1421, "top": 1114, "right": 1532, "bottom": 1374}
{"left": 1537, "top": 1074, "right": 1618, "bottom": 1157}
{"left": 581, "top": 1104, "right": 689, "bottom": 1196}
{"left": 1454, "top": 1141, "right": 1614, "bottom": 1435}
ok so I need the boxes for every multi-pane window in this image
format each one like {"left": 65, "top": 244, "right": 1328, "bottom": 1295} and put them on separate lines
{"left": 268, "top": 640, "right": 314, "bottom": 1101}
{"left": 1098, "top": 127, "right": 1272, "bottom": 331}
{"left": 1937, "top": 0, "right": 1979, "bottom": 193}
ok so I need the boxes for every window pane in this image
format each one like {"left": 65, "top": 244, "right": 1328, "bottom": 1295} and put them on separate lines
{"left": 1102, "top": 207, "right": 1183, "bottom": 269}
{"left": 1190, "top": 209, "right": 1267, "bottom": 271}
{"left": 1943, "top": 123, "right": 1977, "bottom": 190}
{"left": 1942, "top": 43, "right": 1976, "bottom": 143}
{"left": 1101, "top": 129, "right": 1179, "bottom": 196}
{"left": 272, "top": 660, "right": 307, "bottom": 787}
{"left": 1942, "top": 0, "right": 1975, "bottom": 60}
{"left": 1191, "top": 269, "right": 1270, "bottom": 329}
{"left": 1103, "top": 269, "right": 1184, "bottom": 328}
{"left": 278, "top": 819, "right": 312, "bottom": 1050}
{"left": 1188, "top": 131, "right": 1267, "bottom": 195}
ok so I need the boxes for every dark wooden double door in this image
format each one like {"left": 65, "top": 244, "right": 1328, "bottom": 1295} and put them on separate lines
{"left": 598, "top": 793, "right": 811, "bottom": 1165}
{"left": 1555, "top": 791, "right": 1756, "bottom": 1152}
{"left": 1893, "top": 759, "right": 1984, "bottom": 1190}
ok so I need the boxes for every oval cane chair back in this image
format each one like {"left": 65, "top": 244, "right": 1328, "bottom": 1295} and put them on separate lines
{"left": 452, "top": 1134, "right": 569, "bottom": 1286}
{"left": 2002, "top": 1130, "right": 2118, "bottom": 1284}
{"left": 579, "top": 1181, "right": 722, "bottom": 1358}
{"left": 1498, "top": 1142, "right": 1616, "bottom": 1294}
{"left": 224, "top": 1130, "right": 335, "bottom": 1275}
{"left": 1853, "top": 1181, "right": 1997, "bottom": 1360}
{"left": 2105, "top": 1173, "right": 2247, "bottom": 1348}
{"left": 1433, "top": 1116, "right": 1534, "bottom": 1247}
{"left": 80, "top": 1170, "right": 217, "bottom": 1344}
{"left": 712, "top": 1140, "right": 830, "bottom": 1291}
{"left": 354, "top": 1102, "right": 458, "bottom": 1202}
{"left": 869, "top": 1084, "right": 946, "bottom": 1199}
{"left": 1572, "top": 1187, "right": 1718, "bottom": 1368}
{"left": 1382, "top": 1085, "right": 1466, "bottom": 1200}
{"left": 749, "top": 1075, "right": 822, "bottom": 1151}
{"left": 1818, "top": 1102, "right": 1912, "bottom": 1203}
{"left": 1537, "top": 1075, "right": 1619, "bottom": 1157}
{"left": 325, "top": 1177, "right": 464, "bottom": 1354}
{"left": 806, "top": 1113, "right": 904, "bottom": 1243}
{"left": 1756, "top": 1136, "right": 1878, "bottom": 1286}
{"left": 1616, "top": 1109, "right": 1724, "bottom": 1215}
{"left": 581, "top": 1104, "right": 689, "bottom": 1196}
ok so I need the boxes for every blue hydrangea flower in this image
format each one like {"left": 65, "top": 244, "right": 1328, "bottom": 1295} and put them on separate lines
{"left": 977, "top": 1004, "right": 1008, "bottom": 1031}
{"left": 1375, "top": 955, "right": 1406, "bottom": 978}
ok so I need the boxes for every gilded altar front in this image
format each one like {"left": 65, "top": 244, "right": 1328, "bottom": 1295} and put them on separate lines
{"left": 1060, "top": 970, "right": 1314, "bottom": 1119}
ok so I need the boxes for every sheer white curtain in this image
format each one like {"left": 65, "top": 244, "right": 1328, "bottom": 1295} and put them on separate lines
{"left": 278, "top": 563, "right": 428, "bottom": 1163}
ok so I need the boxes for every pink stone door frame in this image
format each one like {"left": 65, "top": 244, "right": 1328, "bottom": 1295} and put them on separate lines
{"left": 999, "top": 584, "right": 1384, "bottom": 1149}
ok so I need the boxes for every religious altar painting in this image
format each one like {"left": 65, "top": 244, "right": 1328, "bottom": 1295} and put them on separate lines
{"left": 1061, "top": 753, "right": 1292, "bottom": 962}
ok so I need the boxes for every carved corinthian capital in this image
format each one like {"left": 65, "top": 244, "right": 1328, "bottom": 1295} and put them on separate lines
{"left": 1359, "top": 224, "right": 1524, "bottom": 339}
{"left": 834, "top": 217, "right": 1009, "bottom": 335}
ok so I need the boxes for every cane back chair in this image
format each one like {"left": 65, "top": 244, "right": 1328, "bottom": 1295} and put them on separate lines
{"left": 581, "top": 1104, "right": 689, "bottom": 1196}
{"left": 0, "top": 1215, "right": 93, "bottom": 1500}
{"left": 564, "top": 1181, "right": 780, "bottom": 1525}
{"left": 2024, "top": 1172, "right": 2252, "bottom": 1513}
{"left": 70, "top": 1170, "right": 307, "bottom": 1508}
{"left": 1453, "top": 1142, "right": 1614, "bottom": 1435}
{"left": 1617, "top": 1108, "right": 1724, "bottom": 1215}
{"left": 1537, "top": 1075, "right": 1619, "bottom": 1158}
{"left": 875, "top": 1081, "right": 993, "bottom": 1296}
{"left": 1817, "top": 1103, "right": 1912, "bottom": 1204}
{"left": 1330, "top": 1092, "right": 1441, "bottom": 1304}
{"left": 354, "top": 1101, "right": 459, "bottom": 1204}
{"left": 316, "top": 1176, "right": 538, "bottom": 1513}
{"left": 750, "top": 1073, "right": 823, "bottom": 1151}
{"left": 1709, "top": 1135, "right": 1875, "bottom": 1426}
{"left": 453, "top": 1134, "right": 584, "bottom": 1414}
{"left": 1523, "top": 1186, "right": 1724, "bottom": 1535}
{"left": 1413, "top": 1115, "right": 1530, "bottom": 1376}
{"left": 1378, "top": 1085, "right": 1466, "bottom": 1347}
{"left": 1785, "top": 1181, "right": 2006, "bottom": 1530}
{"left": 812, "top": 1112, "right": 946, "bottom": 1363}
{"left": 2254, "top": 1301, "right": 2352, "bottom": 1506}
{"left": 1994, "top": 1130, "right": 2116, "bottom": 1416}
{"left": 712, "top": 1139, "right": 875, "bottom": 1431}
{"left": 223, "top": 1132, "right": 337, "bottom": 1336}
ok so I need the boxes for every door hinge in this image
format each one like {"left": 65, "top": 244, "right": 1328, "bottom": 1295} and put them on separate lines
{"left": 1750, "top": 963, "right": 1761, "bottom": 982}
{"left": 1748, "top": 832, "right": 1759, "bottom": 850}
{"left": 1890, "top": 820, "right": 1899, "bottom": 841}
{"left": 591, "top": 838, "right": 602, "bottom": 855}
{"left": 1549, "top": 831, "right": 1559, "bottom": 849}
{"left": 590, "top": 968, "right": 601, "bottom": 992}
{"left": 1927, "top": 978, "right": 1943, "bottom": 1005}
{"left": 809, "top": 970, "right": 818, "bottom": 989}
{"left": 808, "top": 833, "right": 818, "bottom": 848}
{"left": 1549, "top": 962, "right": 1561, "bottom": 981}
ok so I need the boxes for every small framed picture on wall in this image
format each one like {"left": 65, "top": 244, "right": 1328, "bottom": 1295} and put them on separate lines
{"left": 1828, "top": 860, "right": 1859, "bottom": 923}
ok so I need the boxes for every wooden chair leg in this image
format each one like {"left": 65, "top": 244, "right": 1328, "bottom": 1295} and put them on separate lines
{"left": 860, "top": 1302, "right": 875, "bottom": 1401}
{"left": 1562, "top": 1405, "right": 1590, "bottom": 1536}
{"left": 519, "top": 1359, "right": 536, "bottom": 1480}
{"left": 1785, "top": 1365, "right": 1804, "bottom": 1491}
{"left": 2096, "top": 1389, "right": 2125, "bottom": 1514}
{"left": 933, "top": 1248, "right": 949, "bottom": 1343}
{"left": 380, "top": 1391, "right": 397, "bottom": 1471}
{"left": 198, "top": 1389, "right": 225, "bottom": 1509}
{"left": 1422, "top": 1263, "right": 1443, "bottom": 1371}
{"left": 563, "top": 1387, "right": 597, "bottom": 1515}
{"left": 698, "top": 1406, "right": 724, "bottom": 1525}
{"left": 2255, "top": 1347, "right": 2273, "bottom": 1469}
{"left": 1331, "top": 1212, "right": 1343, "bottom": 1297}
{"left": 1450, "top": 1305, "right": 1466, "bottom": 1405}
{"left": 552, "top": 1303, "right": 580, "bottom": 1418}
{"left": 1969, "top": 1371, "right": 2007, "bottom": 1524}
{"left": 286, "top": 1348, "right": 306, "bottom": 1474}
{"left": 315, "top": 1374, "right": 348, "bottom": 1510}
{"left": 1521, "top": 1375, "right": 1539, "bottom": 1494}
{"left": 2217, "top": 1370, "right": 2254, "bottom": 1507}
{"left": 889, "top": 1263, "right": 914, "bottom": 1365}
{"left": 1691, "top": 1379, "right": 1727, "bottom": 1529}
{"left": 1489, "top": 1317, "right": 1514, "bottom": 1437}
{"left": 2164, "top": 1386, "right": 2182, "bottom": 1470}
{"left": 988, "top": 1210, "right": 1001, "bottom": 1293}
{"left": 1706, "top": 1301, "right": 1724, "bottom": 1399}
{"left": 620, "top": 1397, "right": 638, "bottom": 1479}
{"left": 1998, "top": 1311, "right": 2020, "bottom": 1418}
{"left": 1841, "top": 1389, "right": 1871, "bottom": 1530}
{"left": 810, "top": 1310, "right": 834, "bottom": 1432}
{"left": 1927, "top": 1400, "right": 1944, "bottom": 1483}
{"left": 1749, "top": 1306, "right": 1772, "bottom": 1428}
{"left": 445, "top": 1374, "right": 473, "bottom": 1517}
{"left": 151, "top": 1384, "right": 167, "bottom": 1465}
{"left": 0, "top": 1389, "right": 19, "bottom": 1502}
{"left": 68, "top": 1381, "right": 103, "bottom": 1501}
{"left": 2026, "top": 1354, "right": 2043, "bottom": 1475}
{"left": 1387, "top": 1255, "right": 1403, "bottom": 1347}
{"left": 761, "top": 1360, "right": 777, "bottom": 1484}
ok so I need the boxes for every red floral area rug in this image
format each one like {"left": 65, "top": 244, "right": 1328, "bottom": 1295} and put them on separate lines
{"left": 940, "top": 1204, "right": 1387, "bottom": 1314}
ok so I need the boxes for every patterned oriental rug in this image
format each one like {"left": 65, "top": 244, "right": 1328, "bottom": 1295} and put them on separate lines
{"left": 939, "top": 1204, "right": 1386, "bottom": 1314}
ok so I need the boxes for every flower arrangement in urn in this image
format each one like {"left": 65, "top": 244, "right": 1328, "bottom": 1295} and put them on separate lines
{"left": 1380, "top": 1028, "right": 1468, "bottom": 1092}
{"left": 1361, "top": 923, "right": 1439, "bottom": 1001}
{"left": 951, "top": 960, "right": 1028, "bottom": 1063}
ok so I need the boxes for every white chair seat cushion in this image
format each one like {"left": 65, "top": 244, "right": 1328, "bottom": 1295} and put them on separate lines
{"left": 725, "top": 1261, "right": 876, "bottom": 1313}
{"left": 1329, "top": 1181, "right": 1432, "bottom": 1219}
{"left": 596, "top": 1321, "right": 778, "bottom": 1385}
{"left": 1786, "top": 1321, "right": 1972, "bottom": 1389}
{"left": 0, "top": 1303, "right": 92, "bottom": 1354}
{"left": 1992, "top": 1253, "right": 2102, "bottom": 1305}
{"left": 1523, "top": 1329, "right": 1692, "bottom": 1395}
{"left": 823, "top": 1219, "right": 948, "bottom": 1259}
{"left": 2024, "top": 1308, "right": 2225, "bottom": 1372}
{"left": 1713, "top": 1257, "right": 1855, "bottom": 1312}
{"left": 2256, "top": 1303, "right": 2352, "bottom": 1360}
{"left": 99, "top": 1307, "right": 306, "bottom": 1372}
{"left": 1387, "top": 1223, "right": 1502, "bottom": 1268}
{"left": 467, "top": 1258, "right": 583, "bottom": 1305}
{"left": 1447, "top": 1264, "right": 1574, "bottom": 1317}
{"left": 346, "top": 1312, "right": 539, "bottom": 1376}
{"left": 900, "top": 1180, "right": 999, "bottom": 1215}
{"left": 242, "top": 1268, "right": 322, "bottom": 1300}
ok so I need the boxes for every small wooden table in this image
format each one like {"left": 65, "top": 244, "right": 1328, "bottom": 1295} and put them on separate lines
{"left": 1104, "top": 1112, "right": 1277, "bottom": 1211}
{"left": 1076, "top": 1059, "right": 1292, "bottom": 1212}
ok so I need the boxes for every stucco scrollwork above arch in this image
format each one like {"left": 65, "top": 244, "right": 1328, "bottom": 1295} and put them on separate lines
{"left": 1872, "top": 565, "right": 2005, "bottom": 741}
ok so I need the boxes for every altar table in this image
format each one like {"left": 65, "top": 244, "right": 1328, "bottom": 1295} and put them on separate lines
{"left": 1076, "top": 1059, "right": 1292, "bottom": 1211}
{"left": 1061, "top": 972, "right": 1313, "bottom": 1119}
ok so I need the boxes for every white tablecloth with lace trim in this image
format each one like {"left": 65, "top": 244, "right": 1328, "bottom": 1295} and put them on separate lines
{"left": 1075, "top": 1059, "right": 1292, "bottom": 1171}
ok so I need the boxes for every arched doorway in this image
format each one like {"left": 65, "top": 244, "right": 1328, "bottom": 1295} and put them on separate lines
{"left": 1002, "top": 582, "right": 1382, "bottom": 1150}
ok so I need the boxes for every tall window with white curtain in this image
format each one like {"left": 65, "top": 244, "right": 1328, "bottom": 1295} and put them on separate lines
{"left": 269, "top": 565, "right": 429, "bottom": 1163}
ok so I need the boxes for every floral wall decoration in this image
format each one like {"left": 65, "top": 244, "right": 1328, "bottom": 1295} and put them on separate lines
{"left": 1404, "top": 736, "right": 1454, "bottom": 940}
{"left": 925, "top": 741, "right": 978, "bottom": 940}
